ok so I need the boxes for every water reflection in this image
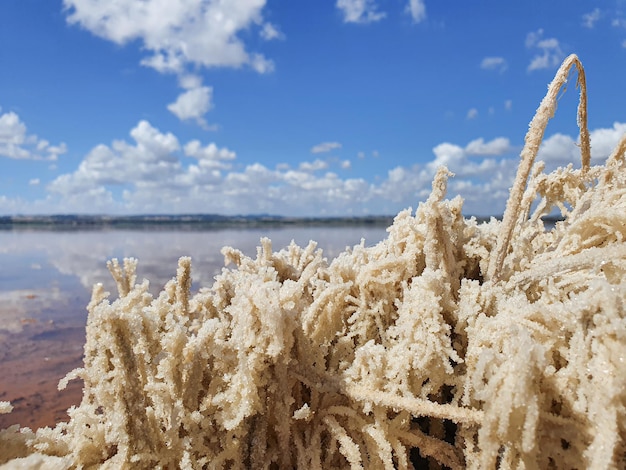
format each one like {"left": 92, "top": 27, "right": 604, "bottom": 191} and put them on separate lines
{"left": 0, "top": 226, "right": 388, "bottom": 428}
{"left": 1, "top": 226, "right": 388, "bottom": 299}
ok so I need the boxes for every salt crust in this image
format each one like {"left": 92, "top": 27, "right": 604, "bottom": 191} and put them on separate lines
{"left": 1, "top": 55, "right": 625, "bottom": 469}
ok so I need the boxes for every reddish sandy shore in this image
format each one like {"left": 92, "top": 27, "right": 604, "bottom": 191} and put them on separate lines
{"left": 0, "top": 324, "right": 85, "bottom": 430}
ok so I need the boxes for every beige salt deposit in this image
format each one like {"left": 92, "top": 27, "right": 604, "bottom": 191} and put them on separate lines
{"left": 1, "top": 55, "right": 625, "bottom": 469}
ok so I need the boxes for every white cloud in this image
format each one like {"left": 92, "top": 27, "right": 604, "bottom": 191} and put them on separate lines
{"left": 588, "top": 122, "right": 626, "bottom": 162}
{"left": 536, "top": 122, "right": 626, "bottom": 170}
{"left": 525, "top": 29, "right": 542, "bottom": 48}
{"left": 341, "top": 160, "right": 351, "bottom": 169}
{"left": 406, "top": 0, "right": 426, "bottom": 23}
{"left": 311, "top": 141, "right": 342, "bottom": 154}
{"left": 374, "top": 158, "right": 515, "bottom": 215}
{"left": 178, "top": 74, "right": 203, "bottom": 90}
{"left": 0, "top": 112, "right": 27, "bottom": 147}
{"left": 260, "top": 22, "right": 283, "bottom": 41}
{"left": 249, "top": 53, "right": 275, "bottom": 74}
{"left": 33, "top": 121, "right": 372, "bottom": 215}
{"left": 536, "top": 133, "right": 578, "bottom": 166}
{"left": 15, "top": 119, "right": 624, "bottom": 217}
{"left": 374, "top": 165, "right": 431, "bottom": 204}
{"left": 429, "top": 142, "right": 465, "bottom": 171}
{"left": 0, "top": 110, "right": 67, "bottom": 161}
{"left": 29, "top": 178, "right": 40, "bottom": 186}
{"left": 582, "top": 8, "right": 601, "bottom": 28}
{"left": 467, "top": 108, "right": 478, "bottom": 120}
{"left": 480, "top": 56, "right": 507, "bottom": 73}
{"left": 63, "top": 1, "right": 280, "bottom": 129}
{"left": 42, "top": 124, "right": 363, "bottom": 215}
{"left": 167, "top": 85, "right": 214, "bottom": 128}
{"left": 504, "top": 99, "right": 512, "bottom": 111}
{"left": 613, "top": 18, "right": 626, "bottom": 28}
{"left": 299, "top": 159, "right": 329, "bottom": 172}
{"left": 184, "top": 140, "right": 236, "bottom": 170}
{"left": 465, "top": 137, "right": 513, "bottom": 156}
{"left": 336, "top": 0, "right": 425, "bottom": 25}
{"left": 63, "top": 0, "right": 274, "bottom": 75}
{"left": 48, "top": 120, "right": 183, "bottom": 197}
{"left": 336, "top": 0, "right": 386, "bottom": 24}
{"left": 525, "top": 29, "right": 564, "bottom": 72}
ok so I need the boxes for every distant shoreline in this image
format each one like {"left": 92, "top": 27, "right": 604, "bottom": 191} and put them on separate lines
{"left": 0, "top": 214, "right": 397, "bottom": 231}
{"left": 0, "top": 214, "right": 565, "bottom": 231}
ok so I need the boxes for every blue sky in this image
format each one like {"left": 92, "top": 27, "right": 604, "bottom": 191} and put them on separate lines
{"left": 1, "top": 0, "right": 625, "bottom": 216}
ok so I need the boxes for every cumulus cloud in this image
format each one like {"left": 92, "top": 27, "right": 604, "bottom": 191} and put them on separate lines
{"left": 376, "top": 159, "right": 515, "bottom": 215}
{"left": 465, "top": 137, "right": 513, "bottom": 156}
{"left": 536, "top": 122, "right": 626, "bottom": 170}
{"left": 525, "top": 29, "right": 564, "bottom": 72}
{"left": 63, "top": 1, "right": 280, "bottom": 128}
{"left": 20, "top": 119, "right": 624, "bottom": 217}
{"left": 184, "top": 140, "right": 236, "bottom": 171}
{"left": 0, "top": 110, "right": 67, "bottom": 161}
{"left": 480, "top": 56, "right": 507, "bottom": 73}
{"left": 373, "top": 165, "right": 432, "bottom": 204}
{"left": 299, "top": 159, "right": 329, "bottom": 172}
{"left": 429, "top": 142, "right": 466, "bottom": 171}
{"left": 42, "top": 121, "right": 369, "bottom": 215}
{"left": 311, "top": 141, "right": 342, "bottom": 154}
{"left": 406, "top": 0, "right": 426, "bottom": 23}
{"left": 48, "top": 120, "right": 182, "bottom": 199}
{"left": 536, "top": 133, "right": 578, "bottom": 166}
{"left": 504, "top": 99, "right": 512, "bottom": 111}
{"left": 582, "top": 8, "right": 601, "bottom": 28}
{"left": 63, "top": 0, "right": 274, "bottom": 75}
{"left": 336, "top": 0, "right": 386, "bottom": 24}
{"left": 167, "top": 85, "right": 214, "bottom": 128}
{"left": 588, "top": 122, "right": 626, "bottom": 161}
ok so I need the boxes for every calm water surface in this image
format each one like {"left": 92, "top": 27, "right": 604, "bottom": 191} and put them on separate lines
{"left": 0, "top": 226, "right": 388, "bottom": 428}
{"left": 0, "top": 225, "right": 390, "bottom": 344}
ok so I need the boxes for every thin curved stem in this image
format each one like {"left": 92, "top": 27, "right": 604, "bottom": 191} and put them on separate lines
{"left": 487, "top": 54, "right": 590, "bottom": 283}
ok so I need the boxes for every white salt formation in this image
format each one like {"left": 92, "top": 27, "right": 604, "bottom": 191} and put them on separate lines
{"left": 1, "top": 55, "right": 625, "bottom": 469}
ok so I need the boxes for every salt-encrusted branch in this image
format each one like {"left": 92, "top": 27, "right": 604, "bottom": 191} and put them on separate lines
{"left": 487, "top": 54, "right": 590, "bottom": 282}
{"left": 345, "top": 383, "right": 483, "bottom": 425}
